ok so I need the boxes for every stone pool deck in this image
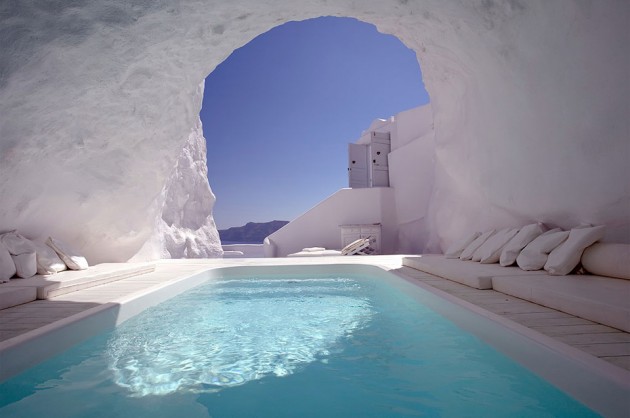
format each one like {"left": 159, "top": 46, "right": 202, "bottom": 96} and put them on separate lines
{"left": 1, "top": 255, "right": 628, "bottom": 375}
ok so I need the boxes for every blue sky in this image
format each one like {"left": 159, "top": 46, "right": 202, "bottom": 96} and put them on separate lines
{"left": 201, "top": 17, "right": 429, "bottom": 230}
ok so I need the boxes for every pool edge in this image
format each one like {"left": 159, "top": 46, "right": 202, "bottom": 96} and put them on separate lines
{"left": 1, "top": 261, "right": 628, "bottom": 417}
{"left": 0, "top": 267, "right": 212, "bottom": 383}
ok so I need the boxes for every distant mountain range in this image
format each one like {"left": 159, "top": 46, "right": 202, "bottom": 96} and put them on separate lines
{"left": 219, "top": 220, "right": 289, "bottom": 243}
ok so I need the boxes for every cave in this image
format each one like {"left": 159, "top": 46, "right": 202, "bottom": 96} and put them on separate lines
{"left": 0, "top": 1, "right": 627, "bottom": 263}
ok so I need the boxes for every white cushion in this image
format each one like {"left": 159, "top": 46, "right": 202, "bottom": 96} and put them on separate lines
{"left": 0, "top": 241, "right": 16, "bottom": 281}
{"left": 500, "top": 223, "right": 545, "bottom": 266}
{"left": 471, "top": 227, "right": 517, "bottom": 263}
{"left": 471, "top": 228, "right": 509, "bottom": 262}
{"left": 444, "top": 231, "right": 481, "bottom": 259}
{"left": 32, "top": 240, "right": 67, "bottom": 275}
{"left": 403, "top": 255, "right": 546, "bottom": 290}
{"left": 0, "top": 231, "right": 36, "bottom": 255}
{"left": 46, "top": 237, "right": 89, "bottom": 270}
{"left": 301, "top": 247, "right": 326, "bottom": 252}
{"left": 517, "top": 229, "right": 568, "bottom": 271}
{"left": 11, "top": 252, "right": 37, "bottom": 278}
{"left": 492, "top": 273, "right": 630, "bottom": 333}
{"left": 545, "top": 225, "right": 606, "bottom": 276}
{"left": 477, "top": 228, "right": 520, "bottom": 264}
{"left": 288, "top": 249, "right": 343, "bottom": 257}
{"left": 459, "top": 230, "right": 495, "bottom": 260}
{"left": 581, "top": 243, "right": 630, "bottom": 280}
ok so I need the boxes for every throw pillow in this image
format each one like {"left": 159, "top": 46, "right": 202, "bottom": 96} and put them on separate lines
{"left": 500, "top": 223, "right": 545, "bottom": 266}
{"left": 545, "top": 225, "right": 606, "bottom": 275}
{"left": 460, "top": 230, "right": 495, "bottom": 260}
{"left": 11, "top": 252, "right": 37, "bottom": 278}
{"left": 46, "top": 237, "right": 89, "bottom": 270}
{"left": 33, "top": 240, "right": 67, "bottom": 275}
{"left": 478, "top": 227, "right": 520, "bottom": 264}
{"left": 516, "top": 229, "right": 568, "bottom": 271}
{"left": 444, "top": 231, "right": 481, "bottom": 259}
{"left": 0, "top": 241, "right": 16, "bottom": 281}
{"left": 0, "top": 231, "right": 36, "bottom": 255}
{"left": 471, "top": 228, "right": 511, "bottom": 262}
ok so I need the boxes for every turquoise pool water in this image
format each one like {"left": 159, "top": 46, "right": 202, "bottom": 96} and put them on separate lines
{"left": 0, "top": 272, "right": 597, "bottom": 417}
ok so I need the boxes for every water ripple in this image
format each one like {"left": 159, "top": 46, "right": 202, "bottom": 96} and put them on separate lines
{"left": 107, "top": 277, "right": 373, "bottom": 397}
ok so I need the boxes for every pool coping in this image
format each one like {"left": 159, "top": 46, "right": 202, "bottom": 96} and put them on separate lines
{"left": 0, "top": 258, "right": 628, "bottom": 416}
{"left": 0, "top": 265, "right": 211, "bottom": 381}
{"left": 388, "top": 269, "right": 630, "bottom": 417}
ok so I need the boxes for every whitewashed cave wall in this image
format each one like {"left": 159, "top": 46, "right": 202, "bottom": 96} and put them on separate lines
{"left": 0, "top": 0, "right": 628, "bottom": 262}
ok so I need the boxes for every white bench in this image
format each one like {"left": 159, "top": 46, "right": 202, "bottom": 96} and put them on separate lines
{"left": 0, "top": 263, "right": 155, "bottom": 308}
{"left": 403, "top": 253, "right": 630, "bottom": 332}
{"left": 403, "top": 254, "right": 546, "bottom": 289}
{"left": 0, "top": 286, "right": 37, "bottom": 310}
{"left": 492, "top": 274, "right": 630, "bottom": 333}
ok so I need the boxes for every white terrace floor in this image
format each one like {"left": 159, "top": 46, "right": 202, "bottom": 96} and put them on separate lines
{"left": 1, "top": 255, "right": 629, "bottom": 374}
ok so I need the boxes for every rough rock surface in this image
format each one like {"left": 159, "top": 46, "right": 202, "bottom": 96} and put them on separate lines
{"left": 0, "top": 0, "right": 628, "bottom": 262}
{"left": 131, "top": 89, "right": 223, "bottom": 260}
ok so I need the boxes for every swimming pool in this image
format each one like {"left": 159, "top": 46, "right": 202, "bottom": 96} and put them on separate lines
{"left": 0, "top": 264, "right": 627, "bottom": 416}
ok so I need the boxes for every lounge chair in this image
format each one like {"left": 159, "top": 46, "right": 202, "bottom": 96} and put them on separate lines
{"left": 287, "top": 238, "right": 376, "bottom": 257}
{"left": 341, "top": 238, "right": 375, "bottom": 255}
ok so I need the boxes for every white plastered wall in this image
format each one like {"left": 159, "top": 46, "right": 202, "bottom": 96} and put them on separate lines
{"left": 388, "top": 106, "right": 436, "bottom": 254}
{"left": 0, "top": 0, "right": 628, "bottom": 262}
{"left": 266, "top": 187, "right": 397, "bottom": 257}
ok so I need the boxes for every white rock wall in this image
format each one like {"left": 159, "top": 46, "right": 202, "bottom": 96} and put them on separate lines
{"left": 0, "top": 0, "right": 628, "bottom": 262}
{"left": 130, "top": 84, "right": 223, "bottom": 261}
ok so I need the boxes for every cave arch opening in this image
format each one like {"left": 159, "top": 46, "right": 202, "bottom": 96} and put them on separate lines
{"left": 199, "top": 16, "right": 431, "bottom": 240}
{"left": 2, "top": 2, "right": 624, "bottom": 263}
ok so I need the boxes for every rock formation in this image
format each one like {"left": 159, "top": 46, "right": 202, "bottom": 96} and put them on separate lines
{"left": 1, "top": 1, "right": 628, "bottom": 262}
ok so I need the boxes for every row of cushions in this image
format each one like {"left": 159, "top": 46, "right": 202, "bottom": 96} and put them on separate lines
{"left": 445, "top": 223, "right": 605, "bottom": 276}
{"left": 0, "top": 231, "right": 89, "bottom": 281}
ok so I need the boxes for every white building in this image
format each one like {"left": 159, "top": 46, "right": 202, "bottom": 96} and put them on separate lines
{"left": 265, "top": 104, "right": 437, "bottom": 257}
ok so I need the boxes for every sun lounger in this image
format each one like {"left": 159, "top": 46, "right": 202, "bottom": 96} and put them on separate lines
{"left": 287, "top": 238, "right": 376, "bottom": 257}
{"left": 341, "top": 238, "right": 374, "bottom": 255}
{"left": 287, "top": 249, "right": 343, "bottom": 257}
